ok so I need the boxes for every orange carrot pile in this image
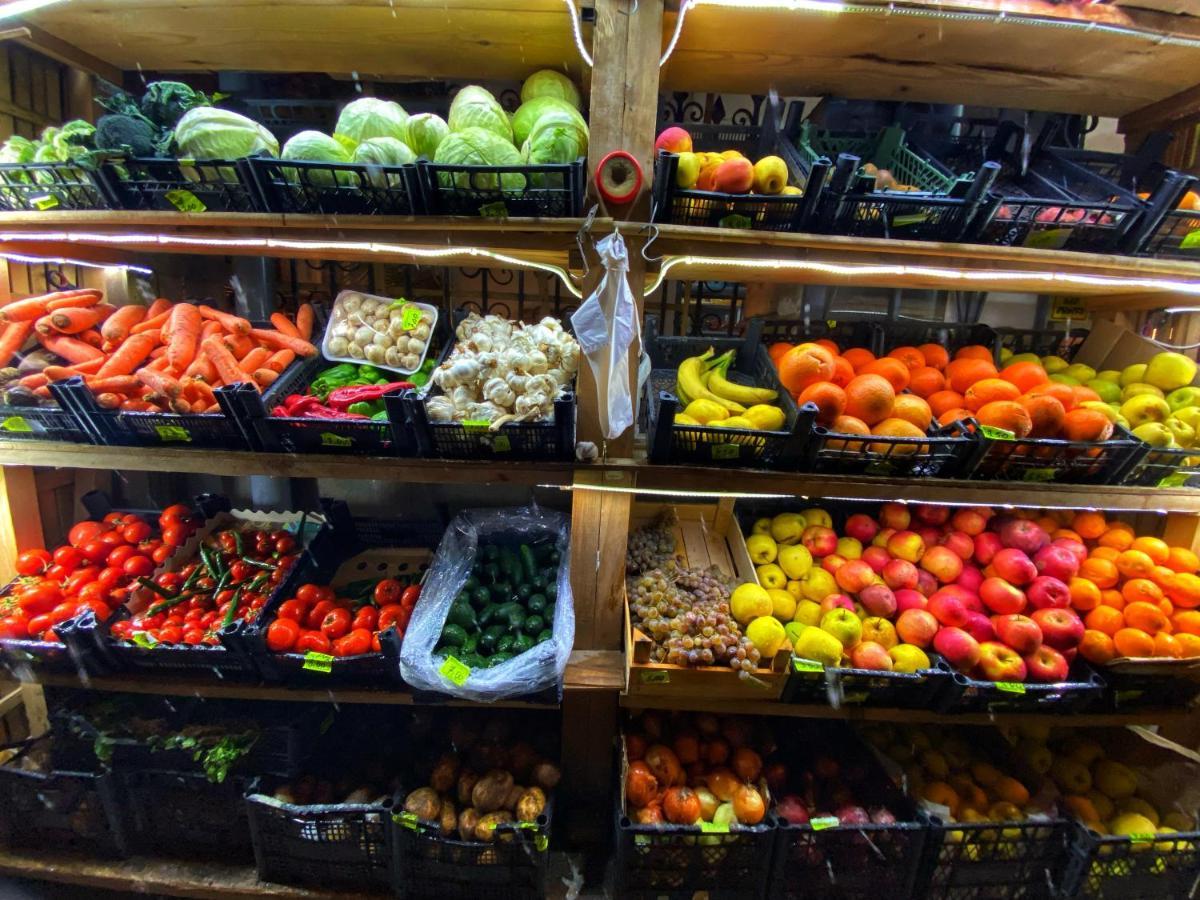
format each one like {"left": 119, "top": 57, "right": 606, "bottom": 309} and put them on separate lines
{"left": 0, "top": 291, "right": 317, "bottom": 413}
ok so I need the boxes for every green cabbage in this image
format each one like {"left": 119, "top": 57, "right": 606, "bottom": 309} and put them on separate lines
{"left": 352, "top": 137, "right": 416, "bottom": 167}
{"left": 434, "top": 127, "right": 525, "bottom": 192}
{"left": 173, "top": 107, "right": 279, "bottom": 159}
{"left": 511, "top": 97, "right": 584, "bottom": 147}
{"left": 524, "top": 109, "right": 588, "bottom": 165}
{"left": 405, "top": 113, "right": 449, "bottom": 159}
{"left": 334, "top": 98, "right": 408, "bottom": 146}
{"left": 448, "top": 86, "right": 512, "bottom": 143}
{"left": 520, "top": 70, "right": 581, "bottom": 110}
{"left": 280, "top": 130, "right": 353, "bottom": 186}
{"left": 0, "top": 136, "right": 35, "bottom": 165}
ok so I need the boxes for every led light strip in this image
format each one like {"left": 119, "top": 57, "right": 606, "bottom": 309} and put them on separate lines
{"left": 0, "top": 251, "right": 152, "bottom": 276}
{"left": 0, "top": 0, "right": 67, "bottom": 21}
{"left": 562, "top": 0, "right": 594, "bottom": 67}
{"left": 0, "top": 231, "right": 584, "bottom": 298}
{"left": 644, "top": 254, "right": 1200, "bottom": 298}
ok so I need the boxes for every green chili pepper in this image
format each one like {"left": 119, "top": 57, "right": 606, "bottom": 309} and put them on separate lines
{"left": 136, "top": 577, "right": 175, "bottom": 600}
{"left": 198, "top": 546, "right": 220, "bottom": 579}
{"left": 241, "top": 558, "right": 275, "bottom": 571}
{"left": 233, "top": 530, "right": 244, "bottom": 558}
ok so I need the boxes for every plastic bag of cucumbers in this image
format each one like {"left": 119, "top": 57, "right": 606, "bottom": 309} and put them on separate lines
{"left": 399, "top": 505, "right": 573, "bottom": 702}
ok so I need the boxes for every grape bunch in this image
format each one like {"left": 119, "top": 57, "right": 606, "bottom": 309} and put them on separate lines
{"left": 626, "top": 509, "right": 678, "bottom": 574}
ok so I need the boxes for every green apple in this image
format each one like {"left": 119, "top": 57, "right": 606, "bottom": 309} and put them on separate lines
{"left": 1010, "top": 353, "right": 1041, "bottom": 365}
{"left": 1173, "top": 406, "right": 1200, "bottom": 430}
{"left": 1042, "top": 355, "right": 1070, "bottom": 374}
{"left": 1122, "top": 382, "right": 1164, "bottom": 401}
{"left": 1086, "top": 379, "right": 1122, "bottom": 403}
{"left": 1079, "top": 401, "right": 1118, "bottom": 423}
{"left": 1164, "top": 417, "right": 1196, "bottom": 447}
{"left": 999, "top": 346, "right": 1013, "bottom": 364}
{"left": 1065, "top": 363, "right": 1097, "bottom": 383}
{"left": 1133, "top": 422, "right": 1174, "bottom": 447}
{"left": 1167, "top": 386, "right": 1200, "bottom": 412}
{"left": 784, "top": 620, "right": 808, "bottom": 647}
{"left": 1097, "top": 369, "right": 1122, "bottom": 383}
{"left": 1120, "top": 363, "right": 1148, "bottom": 387}
{"left": 1049, "top": 374, "right": 1080, "bottom": 386}
{"left": 819, "top": 608, "right": 862, "bottom": 650}
{"left": 1121, "top": 394, "right": 1171, "bottom": 427}
{"left": 1145, "top": 351, "right": 1198, "bottom": 392}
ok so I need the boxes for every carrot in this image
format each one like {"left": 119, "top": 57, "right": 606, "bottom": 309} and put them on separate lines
{"left": 269, "top": 312, "right": 300, "bottom": 338}
{"left": 222, "top": 333, "right": 253, "bottom": 359}
{"left": 77, "top": 329, "right": 104, "bottom": 349}
{"left": 295, "top": 303, "right": 315, "bottom": 340}
{"left": 186, "top": 378, "right": 217, "bottom": 408}
{"left": 93, "top": 303, "right": 117, "bottom": 322}
{"left": 48, "top": 307, "right": 106, "bottom": 335}
{"left": 40, "top": 334, "right": 103, "bottom": 364}
{"left": 161, "top": 302, "right": 200, "bottom": 372}
{"left": 198, "top": 305, "right": 251, "bottom": 335}
{"left": 147, "top": 356, "right": 172, "bottom": 372}
{"left": 18, "top": 372, "right": 48, "bottom": 389}
{"left": 85, "top": 375, "right": 141, "bottom": 394}
{"left": 45, "top": 291, "right": 102, "bottom": 312}
{"left": 94, "top": 393, "right": 124, "bottom": 410}
{"left": 96, "top": 332, "right": 157, "bottom": 377}
{"left": 102, "top": 305, "right": 146, "bottom": 345}
{"left": 146, "top": 298, "right": 172, "bottom": 319}
{"left": 238, "top": 346, "right": 271, "bottom": 374}
{"left": 136, "top": 367, "right": 184, "bottom": 399}
{"left": 32, "top": 386, "right": 50, "bottom": 400}
{"left": 202, "top": 335, "right": 249, "bottom": 387}
{"left": 0, "top": 321, "right": 33, "bottom": 367}
{"left": 183, "top": 353, "right": 217, "bottom": 382}
{"left": 252, "top": 368, "right": 279, "bottom": 388}
{"left": 121, "top": 399, "right": 155, "bottom": 412}
{"left": 42, "top": 365, "right": 80, "bottom": 382}
{"left": 74, "top": 357, "right": 106, "bottom": 375}
{"left": 131, "top": 312, "right": 171, "bottom": 335}
{"left": 203, "top": 403, "right": 220, "bottom": 413}
{"left": 263, "top": 349, "right": 295, "bottom": 373}
{"left": 248, "top": 328, "right": 318, "bottom": 357}
{"left": 149, "top": 346, "right": 167, "bottom": 359}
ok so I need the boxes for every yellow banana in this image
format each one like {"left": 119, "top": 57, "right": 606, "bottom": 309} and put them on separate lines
{"left": 707, "top": 368, "right": 778, "bottom": 405}
{"left": 677, "top": 354, "right": 745, "bottom": 414}
{"left": 675, "top": 378, "right": 693, "bottom": 406}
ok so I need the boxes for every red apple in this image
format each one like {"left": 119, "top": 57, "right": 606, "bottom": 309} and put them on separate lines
{"left": 850, "top": 641, "right": 893, "bottom": 671}
{"left": 1033, "top": 545, "right": 1080, "bottom": 582}
{"left": 974, "top": 532, "right": 1004, "bottom": 566}
{"left": 916, "top": 569, "right": 938, "bottom": 597}
{"left": 1052, "top": 538, "right": 1088, "bottom": 568}
{"left": 960, "top": 590, "right": 984, "bottom": 614}
{"left": 777, "top": 795, "right": 810, "bottom": 825}
{"left": 822, "top": 554, "right": 847, "bottom": 575}
{"left": 956, "top": 565, "right": 984, "bottom": 594}
{"left": 934, "top": 627, "right": 981, "bottom": 671}
{"left": 655, "top": 126, "right": 693, "bottom": 154}
{"left": 1024, "top": 645, "right": 1069, "bottom": 683}
{"left": 878, "top": 502, "right": 910, "bottom": 531}
{"left": 980, "top": 577, "right": 1026, "bottom": 615}
{"left": 914, "top": 504, "right": 951, "bottom": 526}
{"left": 928, "top": 588, "right": 971, "bottom": 627}
{"left": 1031, "top": 608, "right": 1085, "bottom": 651}
{"left": 859, "top": 583, "right": 897, "bottom": 618}
{"left": 883, "top": 559, "right": 919, "bottom": 591}
{"left": 802, "top": 525, "right": 838, "bottom": 558}
{"left": 820, "top": 593, "right": 855, "bottom": 613}
{"left": 871, "top": 527, "right": 896, "bottom": 549}
{"left": 1027, "top": 575, "right": 1070, "bottom": 611}
{"left": 896, "top": 608, "right": 939, "bottom": 647}
{"left": 917, "top": 526, "right": 942, "bottom": 549}
{"left": 951, "top": 508, "right": 989, "bottom": 537}
{"left": 835, "top": 559, "right": 877, "bottom": 594}
{"left": 992, "top": 548, "right": 1037, "bottom": 587}
{"left": 921, "top": 545, "right": 964, "bottom": 584}
{"left": 993, "top": 614, "right": 1043, "bottom": 655}
{"left": 977, "top": 641, "right": 1029, "bottom": 682}
{"left": 845, "top": 514, "right": 879, "bottom": 544}
{"left": 997, "top": 518, "right": 1050, "bottom": 555}
{"left": 714, "top": 157, "right": 754, "bottom": 193}
{"left": 887, "top": 531, "right": 926, "bottom": 564}
{"left": 963, "top": 611, "right": 997, "bottom": 643}
{"left": 862, "top": 546, "right": 891, "bottom": 574}
{"left": 895, "top": 588, "right": 928, "bottom": 613}
{"left": 940, "top": 531, "right": 975, "bottom": 561}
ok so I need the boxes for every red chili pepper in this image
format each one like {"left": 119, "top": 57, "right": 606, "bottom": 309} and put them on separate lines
{"left": 326, "top": 382, "right": 413, "bottom": 411}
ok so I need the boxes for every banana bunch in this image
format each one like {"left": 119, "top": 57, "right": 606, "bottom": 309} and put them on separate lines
{"left": 674, "top": 348, "right": 785, "bottom": 431}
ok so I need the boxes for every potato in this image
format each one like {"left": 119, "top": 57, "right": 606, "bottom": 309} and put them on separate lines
{"left": 438, "top": 798, "right": 457, "bottom": 836}
{"left": 343, "top": 786, "right": 376, "bottom": 805}
{"left": 509, "top": 742, "right": 539, "bottom": 781}
{"left": 456, "top": 770, "right": 480, "bottom": 807}
{"left": 472, "top": 770, "right": 514, "bottom": 814}
{"left": 474, "top": 810, "right": 514, "bottom": 843}
{"left": 515, "top": 786, "right": 547, "bottom": 823}
{"left": 503, "top": 784, "right": 524, "bottom": 812}
{"left": 458, "top": 807, "right": 481, "bottom": 842}
{"left": 272, "top": 785, "right": 298, "bottom": 805}
{"left": 403, "top": 787, "right": 442, "bottom": 822}
{"left": 532, "top": 761, "right": 561, "bottom": 791}
{"left": 430, "top": 753, "right": 460, "bottom": 794}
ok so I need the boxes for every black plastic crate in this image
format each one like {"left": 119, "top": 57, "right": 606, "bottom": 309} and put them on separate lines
{"left": 1064, "top": 819, "right": 1200, "bottom": 899}
{"left": 391, "top": 799, "right": 551, "bottom": 900}
{"left": 117, "top": 768, "right": 253, "bottom": 860}
{"left": 994, "top": 326, "right": 1088, "bottom": 363}
{"left": 756, "top": 315, "right": 881, "bottom": 355}
{"left": 1092, "top": 660, "right": 1200, "bottom": 712}
{"left": 914, "top": 807, "right": 1075, "bottom": 900}
{"left": 418, "top": 157, "right": 585, "bottom": 218}
{"left": 250, "top": 156, "right": 423, "bottom": 216}
{"left": 0, "top": 399, "right": 92, "bottom": 444}
{"left": 964, "top": 422, "right": 1143, "bottom": 485}
{"left": 1139, "top": 185, "right": 1200, "bottom": 261}
{"left": 644, "top": 317, "right": 810, "bottom": 469}
{"left": 402, "top": 389, "right": 576, "bottom": 462}
{"left": 781, "top": 656, "right": 949, "bottom": 709}
{"left": 1119, "top": 441, "right": 1200, "bottom": 489}
{"left": 247, "top": 775, "right": 393, "bottom": 889}
{"left": 0, "top": 161, "right": 114, "bottom": 211}
{"left": 100, "top": 156, "right": 265, "bottom": 213}
{"left": 934, "top": 657, "right": 1104, "bottom": 715}
{"left": 0, "top": 736, "right": 128, "bottom": 857}
{"left": 799, "top": 417, "right": 979, "bottom": 479}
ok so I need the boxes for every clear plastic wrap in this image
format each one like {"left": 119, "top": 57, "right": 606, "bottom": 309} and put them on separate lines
{"left": 399, "top": 505, "right": 573, "bottom": 702}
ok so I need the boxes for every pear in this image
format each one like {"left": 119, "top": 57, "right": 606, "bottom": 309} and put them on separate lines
{"left": 778, "top": 543, "right": 814, "bottom": 579}
{"left": 1041, "top": 355, "right": 1070, "bottom": 374}
{"left": 1119, "top": 363, "right": 1148, "bottom": 387}
{"left": 1132, "top": 422, "right": 1173, "bottom": 448}
{"left": 1096, "top": 369, "right": 1122, "bottom": 383}
{"left": 1087, "top": 379, "right": 1122, "bottom": 403}
{"left": 1121, "top": 394, "right": 1171, "bottom": 427}
{"left": 770, "top": 512, "right": 806, "bottom": 544}
{"left": 1065, "top": 363, "right": 1097, "bottom": 383}
{"left": 1145, "top": 351, "right": 1198, "bottom": 392}
{"left": 1122, "top": 382, "right": 1164, "bottom": 402}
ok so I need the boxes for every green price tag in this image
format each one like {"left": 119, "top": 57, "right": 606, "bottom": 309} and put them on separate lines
{"left": 131, "top": 631, "right": 158, "bottom": 649}
{"left": 1116, "top": 689, "right": 1145, "bottom": 704}
{"left": 995, "top": 681, "right": 1026, "bottom": 694}
{"left": 1024, "top": 227, "right": 1072, "bottom": 250}
{"left": 399, "top": 304, "right": 422, "bottom": 330}
{"left": 176, "top": 158, "right": 196, "bottom": 167}
{"left": 491, "top": 433, "right": 511, "bottom": 452}
{"left": 892, "top": 212, "right": 931, "bottom": 228}
{"left": 718, "top": 213, "right": 752, "bottom": 229}
{"left": 1022, "top": 467, "right": 1056, "bottom": 483}
{"left": 534, "top": 834, "right": 548, "bottom": 852}
{"left": 303, "top": 651, "right": 334, "bottom": 673}
{"left": 826, "top": 319, "right": 838, "bottom": 329}
{"left": 699, "top": 821, "right": 729, "bottom": 833}
{"left": 633, "top": 834, "right": 651, "bottom": 846}
{"left": 711, "top": 443, "right": 740, "bottom": 460}
{"left": 810, "top": 816, "right": 839, "bottom": 831}
{"left": 793, "top": 658, "right": 823, "bottom": 673}
{"left": 1158, "top": 472, "right": 1190, "bottom": 488}
{"left": 164, "top": 189, "right": 207, "bottom": 213}
{"left": 640, "top": 670, "right": 670, "bottom": 684}
{"left": 1, "top": 416, "right": 31, "bottom": 433}
{"left": 462, "top": 419, "right": 490, "bottom": 432}
{"left": 320, "top": 432, "right": 353, "bottom": 448}
{"left": 1128, "top": 832, "right": 1155, "bottom": 844}
{"left": 1180, "top": 230, "right": 1200, "bottom": 250}
{"left": 31, "top": 194, "right": 59, "bottom": 210}
{"left": 439, "top": 655, "right": 471, "bottom": 686}
{"left": 479, "top": 201, "right": 508, "bottom": 219}
{"left": 155, "top": 424, "right": 192, "bottom": 442}
{"left": 981, "top": 425, "right": 1015, "bottom": 440}
{"left": 395, "top": 811, "right": 419, "bottom": 832}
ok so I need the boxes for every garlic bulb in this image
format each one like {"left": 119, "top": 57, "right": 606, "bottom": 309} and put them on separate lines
{"left": 426, "top": 397, "right": 455, "bottom": 421}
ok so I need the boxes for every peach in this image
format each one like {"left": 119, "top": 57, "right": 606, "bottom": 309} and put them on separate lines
{"left": 956, "top": 565, "right": 984, "bottom": 594}
{"left": 951, "top": 508, "right": 989, "bottom": 537}
{"left": 820, "top": 593, "right": 855, "bottom": 613}
{"left": 850, "top": 641, "right": 893, "bottom": 671}
{"left": 862, "top": 546, "right": 891, "bottom": 574}
{"left": 963, "top": 611, "right": 997, "bottom": 644}
{"left": 934, "top": 627, "right": 981, "bottom": 671}
{"left": 835, "top": 559, "right": 877, "bottom": 594}
{"left": 980, "top": 577, "right": 1026, "bottom": 615}
{"left": 994, "top": 614, "right": 1043, "bottom": 655}
{"left": 896, "top": 609, "right": 939, "bottom": 647}
{"left": 992, "top": 548, "right": 1037, "bottom": 587}
{"left": 922, "top": 546, "right": 964, "bottom": 584}
{"left": 916, "top": 570, "right": 939, "bottom": 598}
{"left": 929, "top": 587, "right": 972, "bottom": 627}
{"left": 883, "top": 559, "right": 919, "bottom": 591}
{"left": 859, "top": 583, "right": 897, "bottom": 618}
{"left": 713, "top": 157, "right": 754, "bottom": 193}
{"left": 978, "top": 641, "right": 1028, "bottom": 682}
{"left": 872, "top": 528, "right": 896, "bottom": 549}
{"left": 895, "top": 588, "right": 928, "bottom": 613}
{"left": 914, "top": 505, "right": 951, "bottom": 526}
{"left": 887, "top": 531, "right": 927, "bottom": 564}
{"left": 844, "top": 514, "right": 879, "bottom": 544}
{"left": 940, "top": 531, "right": 975, "bottom": 561}
{"left": 1031, "top": 608, "right": 1084, "bottom": 651}
{"left": 1033, "top": 545, "right": 1080, "bottom": 582}
{"left": 879, "top": 503, "right": 911, "bottom": 531}
{"left": 974, "top": 532, "right": 1004, "bottom": 566}
{"left": 1027, "top": 575, "right": 1070, "bottom": 611}
{"left": 802, "top": 525, "right": 839, "bottom": 558}
{"left": 655, "top": 127, "right": 693, "bottom": 154}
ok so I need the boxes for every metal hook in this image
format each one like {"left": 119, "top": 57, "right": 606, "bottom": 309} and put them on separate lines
{"left": 619, "top": 0, "right": 638, "bottom": 13}
{"left": 576, "top": 204, "right": 599, "bottom": 279}
{"left": 640, "top": 223, "right": 662, "bottom": 263}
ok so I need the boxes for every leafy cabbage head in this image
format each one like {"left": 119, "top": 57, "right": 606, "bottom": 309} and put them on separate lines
{"left": 334, "top": 98, "right": 409, "bottom": 146}
{"left": 434, "top": 127, "right": 525, "bottom": 192}
{"left": 520, "top": 70, "right": 581, "bottom": 110}
{"left": 174, "top": 108, "right": 279, "bottom": 159}
{"left": 280, "top": 130, "right": 353, "bottom": 186}
{"left": 448, "top": 86, "right": 512, "bottom": 144}
{"left": 524, "top": 109, "right": 588, "bottom": 165}
{"left": 511, "top": 97, "right": 584, "bottom": 148}
{"left": 353, "top": 137, "right": 416, "bottom": 189}
{"left": 0, "top": 136, "right": 36, "bottom": 165}
{"left": 404, "top": 113, "right": 449, "bottom": 159}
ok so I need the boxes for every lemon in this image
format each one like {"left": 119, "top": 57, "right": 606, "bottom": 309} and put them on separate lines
{"left": 683, "top": 398, "right": 729, "bottom": 424}
{"left": 742, "top": 404, "right": 785, "bottom": 430}
{"left": 746, "top": 615, "right": 786, "bottom": 657}
{"left": 730, "top": 583, "right": 772, "bottom": 625}
{"left": 767, "top": 588, "right": 797, "bottom": 621}
{"left": 674, "top": 413, "right": 701, "bottom": 425}
{"left": 713, "top": 416, "right": 756, "bottom": 429}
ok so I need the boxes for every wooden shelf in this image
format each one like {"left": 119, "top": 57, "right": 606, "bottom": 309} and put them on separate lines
{"left": 660, "top": 0, "right": 1200, "bottom": 117}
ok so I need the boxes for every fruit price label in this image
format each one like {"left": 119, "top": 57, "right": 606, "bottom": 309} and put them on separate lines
{"left": 1180, "top": 230, "right": 1200, "bottom": 250}
{"left": 1158, "top": 472, "right": 1190, "bottom": 488}
{"left": 810, "top": 816, "right": 839, "bottom": 831}
{"left": 699, "top": 821, "right": 729, "bottom": 833}
{"left": 302, "top": 651, "right": 334, "bottom": 673}
{"left": 1022, "top": 467, "right": 1056, "bottom": 483}
{"left": 155, "top": 424, "right": 192, "bottom": 442}
{"left": 490, "top": 433, "right": 512, "bottom": 452}
{"left": 640, "top": 670, "right": 670, "bottom": 684}
{"left": 718, "top": 213, "right": 752, "bottom": 230}
{"left": 164, "top": 189, "right": 207, "bottom": 213}
{"left": 1128, "top": 833, "right": 1155, "bottom": 844}
{"left": 994, "top": 681, "right": 1026, "bottom": 694}
{"left": 793, "top": 659, "right": 823, "bottom": 673}
{"left": 388, "top": 301, "right": 422, "bottom": 331}
{"left": 980, "top": 425, "right": 1015, "bottom": 441}
{"left": 395, "top": 811, "right": 419, "bottom": 832}
{"left": 1, "top": 416, "right": 31, "bottom": 433}
{"left": 711, "top": 443, "right": 740, "bottom": 460}
{"left": 31, "top": 194, "right": 60, "bottom": 210}
{"left": 518, "top": 822, "right": 550, "bottom": 851}
{"left": 131, "top": 632, "right": 158, "bottom": 649}
{"left": 462, "top": 419, "right": 491, "bottom": 433}
{"left": 440, "top": 655, "right": 472, "bottom": 686}
{"left": 320, "top": 432, "right": 353, "bottom": 448}
{"left": 479, "top": 201, "right": 509, "bottom": 220}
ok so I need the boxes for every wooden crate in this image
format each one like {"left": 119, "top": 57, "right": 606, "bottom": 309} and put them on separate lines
{"left": 624, "top": 501, "right": 790, "bottom": 702}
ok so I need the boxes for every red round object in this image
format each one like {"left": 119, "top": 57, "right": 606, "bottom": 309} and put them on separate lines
{"left": 595, "top": 150, "right": 644, "bottom": 206}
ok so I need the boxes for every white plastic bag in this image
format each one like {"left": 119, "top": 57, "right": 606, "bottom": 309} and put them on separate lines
{"left": 571, "top": 232, "right": 639, "bottom": 440}
{"left": 399, "top": 506, "right": 574, "bottom": 702}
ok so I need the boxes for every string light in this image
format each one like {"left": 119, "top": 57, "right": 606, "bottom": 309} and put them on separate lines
{"left": 0, "top": 0, "right": 67, "bottom": 21}
{"left": 562, "top": 0, "right": 593, "bottom": 68}
{"left": 0, "top": 251, "right": 152, "bottom": 276}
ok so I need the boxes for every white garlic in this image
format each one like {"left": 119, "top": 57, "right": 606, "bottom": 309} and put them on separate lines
{"left": 426, "top": 397, "right": 455, "bottom": 422}
{"left": 347, "top": 342, "right": 365, "bottom": 359}
{"left": 366, "top": 345, "right": 386, "bottom": 364}
{"left": 400, "top": 353, "right": 420, "bottom": 370}
{"left": 328, "top": 336, "right": 349, "bottom": 356}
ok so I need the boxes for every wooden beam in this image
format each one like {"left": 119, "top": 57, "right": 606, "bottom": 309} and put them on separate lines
{"left": 1121, "top": 80, "right": 1200, "bottom": 135}
{"left": 12, "top": 24, "right": 122, "bottom": 87}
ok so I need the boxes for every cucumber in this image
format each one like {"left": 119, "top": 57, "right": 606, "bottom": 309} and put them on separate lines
{"left": 526, "top": 593, "right": 547, "bottom": 615}
{"left": 519, "top": 544, "right": 538, "bottom": 583}
{"left": 522, "top": 614, "right": 545, "bottom": 636}
{"left": 497, "top": 634, "right": 516, "bottom": 654}
{"left": 536, "top": 628, "right": 553, "bottom": 643}
{"left": 487, "top": 651, "right": 514, "bottom": 667}
{"left": 490, "top": 581, "right": 513, "bottom": 604}
{"left": 479, "top": 624, "right": 506, "bottom": 654}
{"left": 445, "top": 600, "right": 476, "bottom": 631}
{"left": 471, "top": 586, "right": 492, "bottom": 608}
{"left": 462, "top": 634, "right": 478, "bottom": 654}
{"left": 545, "top": 582, "right": 558, "bottom": 602}
{"left": 512, "top": 633, "right": 535, "bottom": 654}
{"left": 440, "top": 624, "right": 468, "bottom": 647}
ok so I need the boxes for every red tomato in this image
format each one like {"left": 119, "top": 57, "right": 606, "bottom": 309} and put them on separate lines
{"left": 68, "top": 520, "right": 104, "bottom": 548}
{"left": 0, "top": 614, "right": 28, "bottom": 639}
{"left": 228, "top": 560, "right": 252, "bottom": 582}
{"left": 371, "top": 633, "right": 382, "bottom": 653}
{"left": 161, "top": 524, "right": 187, "bottom": 547}
{"left": 266, "top": 618, "right": 301, "bottom": 652}
{"left": 83, "top": 600, "right": 112, "bottom": 621}
{"left": 18, "top": 584, "right": 62, "bottom": 614}
{"left": 156, "top": 572, "right": 183, "bottom": 591}
{"left": 43, "top": 564, "right": 70, "bottom": 584}
{"left": 53, "top": 545, "right": 83, "bottom": 570}
{"left": 158, "top": 626, "right": 183, "bottom": 644}
{"left": 305, "top": 600, "right": 336, "bottom": 630}
{"left": 15, "top": 549, "right": 51, "bottom": 576}
{"left": 353, "top": 606, "right": 378, "bottom": 632}
{"left": 160, "top": 503, "right": 192, "bottom": 524}
{"left": 276, "top": 599, "right": 306, "bottom": 622}
{"left": 400, "top": 585, "right": 421, "bottom": 609}
{"left": 333, "top": 628, "right": 372, "bottom": 657}
{"left": 374, "top": 579, "right": 403, "bottom": 606}
{"left": 122, "top": 520, "right": 151, "bottom": 544}
{"left": 77, "top": 581, "right": 108, "bottom": 605}
{"left": 151, "top": 545, "right": 173, "bottom": 565}
{"left": 274, "top": 535, "right": 296, "bottom": 555}
{"left": 26, "top": 613, "right": 53, "bottom": 637}
{"left": 320, "top": 607, "right": 352, "bottom": 640}
{"left": 105, "top": 544, "right": 137, "bottom": 568}
{"left": 122, "top": 555, "right": 154, "bottom": 577}
{"left": 49, "top": 601, "right": 77, "bottom": 623}
{"left": 42, "top": 630, "right": 62, "bottom": 644}
{"left": 98, "top": 530, "right": 126, "bottom": 548}
{"left": 295, "top": 584, "right": 323, "bottom": 605}
{"left": 377, "top": 604, "right": 406, "bottom": 631}
{"left": 182, "top": 629, "right": 204, "bottom": 645}
{"left": 64, "top": 567, "right": 100, "bottom": 595}
{"left": 102, "top": 512, "right": 124, "bottom": 525}
{"left": 79, "top": 540, "right": 109, "bottom": 565}
{"left": 109, "top": 620, "right": 133, "bottom": 639}
{"left": 295, "top": 630, "right": 331, "bottom": 654}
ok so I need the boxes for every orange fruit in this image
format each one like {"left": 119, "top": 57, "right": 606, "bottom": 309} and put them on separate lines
{"left": 829, "top": 355, "right": 855, "bottom": 388}
{"left": 919, "top": 344, "right": 950, "bottom": 371}
{"left": 1025, "top": 381, "right": 1078, "bottom": 411}
{"left": 1151, "top": 565, "right": 1178, "bottom": 590}
{"left": 1176, "top": 633, "right": 1200, "bottom": 657}
{"left": 842, "top": 347, "right": 876, "bottom": 371}
{"left": 868, "top": 418, "right": 928, "bottom": 455}
{"left": 1130, "top": 536, "right": 1170, "bottom": 566}
{"left": 1172, "top": 610, "right": 1200, "bottom": 636}
{"left": 955, "top": 345, "right": 995, "bottom": 362}
{"left": 1020, "top": 395, "right": 1067, "bottom": 439}
{"left": 827, "top": 414, "right": 870, "bottom": 451}
{"left": 909, "top": 366, "right": 946, "bottom": 399}
{"left": 1123, "top": 601, "right": 1170, "bottom": 635}
{"left": 1113, "top": 627, "right": 1155, "bottom": 659}
{"left": 1100, "top": 589, "right": 1126, "bottom": 611}
{"left": 928, "top": 390, "right": 967, "bottom": 418}
{"left": 999, "top": 361, "right": 1050, "bottom": 394}
{"left": 1079, "top": 558, "right": 1119, "bottom": 589}
{"left": 1071, "top": 385, "right": 1101, "bottom": 406}
{"left": 1097, "top": 523, "right": 1136, "bottom": 551}
{"left": 1122, "top": 578, "right": 1164, "bottom": 606}
{"left": 892, "top": 395, "right": 933, "bottom": 432}
{"left": 965, "top": 378, "right": 1021, "bottom": 412}
{"left": 1091, "top": 546, "right": 1121, "bottom": 563}
{"left": 1069, "top": 576, "right": 1103, "bottom": 610}
{"left": 768, "top": 342, "right": 794, "bottom": 364}
{"left": 946, "top": 358, "right": 998, "bottom": 394}
{"left": 844, "top": 374, "right": 896, "bottom": 426}
{"left": 1085, "top": 606, "right": 1124, "bottom": 636}
{"left": 993, "top": 776, "right": 1030, "bottom": 807}
{"left": 1180, "top": 190, "right": 1200, "bottom": 212}
{"left": 778, "top": 343, "right": 836, "bottom": 393}
{"left": 1053, "top": 528, "right": 1084, "bottom": 543}
{"left": 1072, "top": 511, "right": 1108, "bottom": 540}
{"left": 1166, "top": 547, "right": 1200, "bottom": 574}
{"left": 975, "top": 400, "right": 1033, "bottom": 438}
{"left": 1155, "top": 633, "right": 1183, "bottom": 659}
{"left": 1062, "top": 408, "right": 1114, "bottom": 443}
{"left": 1116, "top": 549, "right": 1155, "bottom": 580}
{"left": 922, "top": 782, "right": 961, "bottom": 816}
{"left": 814, "top": 338, "right": 840, "bottom": 357}
{"left": 860, "top": 357, "right": 911, "bottom": 393}
{"left": 1166, "top": 572, "right": 1200, "bottom": 609}
{"left": 887, "top": 346, "right": 926, "bottom": 371}
{"left": 797, "top": 382, "right": 847, "bottom": 425}
{"left": 937, "top": 407, "right": 974, "bottom": 428}
{"left": 1080, "top": 630, "right": 1117, "bottom": 664}
{"left": 1036, "top": 516, "right": 1059, "bottom": 534}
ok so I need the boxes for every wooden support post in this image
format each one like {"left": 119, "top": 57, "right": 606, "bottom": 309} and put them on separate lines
{"left": 0, "top": 466, "right": 47, "bottom": 737}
